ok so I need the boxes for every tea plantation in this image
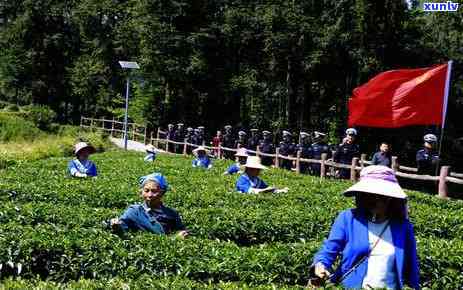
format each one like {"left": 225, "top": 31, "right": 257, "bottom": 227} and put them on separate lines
{"left": 0, "top": 150, "right": 462, "bottom": 289}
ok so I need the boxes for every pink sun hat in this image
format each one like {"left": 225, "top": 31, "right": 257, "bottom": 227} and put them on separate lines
{"left": 343, "top": 165, "right": 407, "bottom": 199}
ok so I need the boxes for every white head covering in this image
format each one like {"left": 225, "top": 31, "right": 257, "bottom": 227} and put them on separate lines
{"left": 235, "top": 148, "right": 249, "bottom": 157}
{"left": 424, "top": 134, "right": 437, "bottom": 143}
{"left": 244, "top": 156, "right": 267, "bottom": 170}
{"left": 74, "top": 142, "right": 96, "bottom": 155}
{"left": 193, "top": 146, "right": 209, "bottom": 156}
{"left": 145, "top": 144, "right": 156, "bottom": 153}
{"left": 345, "top": 128, "right": 357, "bottom": 136}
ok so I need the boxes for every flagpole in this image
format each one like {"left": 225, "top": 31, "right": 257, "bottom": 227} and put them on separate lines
{"left": 436, "top": 60, "right": 453, "bottom": 176}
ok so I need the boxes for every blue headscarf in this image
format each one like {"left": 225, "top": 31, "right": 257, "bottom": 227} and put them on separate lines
{"left": 139, "top": 172, "right": 169, "bottom": 193}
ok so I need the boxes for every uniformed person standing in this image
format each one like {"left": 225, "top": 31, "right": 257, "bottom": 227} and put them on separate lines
{"left": 174, "top": 123, "right": 185, "bottom": 154}
{"left": 247, "top": 128, "right": 260, "bottom": 155}
{"left": 196, "top": 126, "right": 205, "bottom": 146}
{"left": 235, "top": 131, "right": 247, "bottom": 149}
{"left": 185, "top": 127, "right": 195, "bottom": 154}
{"left": 222, "top": 125, "right": 235, "bottom": 160}
{"left": 416, "top": 134, "right": 439, "bottom": 175}
{"left": 259, "top": 130, "right": 275, "bottom": 166}
{"left": 311, "top": 131, "right": 332, "bottom": 176}
{"left": 278, "top": 130, "right": 296, "bottom": 170}
{"left": 333, "top": 128, "right": 360, "bottom": 179}
{"left": 192, "top": 129, "right": 200, "bottom": 145}
{"left": 297, "top": 132, "right": 313, "bottom": 174}
{"left": 166, "top": 124, "right": 175, "bottom": 152}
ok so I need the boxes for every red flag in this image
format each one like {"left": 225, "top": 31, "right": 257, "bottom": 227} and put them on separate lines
{"left": 348, "top": 63, "right": 451, "bottom": 128}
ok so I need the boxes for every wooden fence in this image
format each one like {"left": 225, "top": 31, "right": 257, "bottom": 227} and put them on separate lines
{"left": 80, "top": 117, "right": 148, "bottom": 144}
{"left": 81, "top": 117, "right": 463, "bottom": 199}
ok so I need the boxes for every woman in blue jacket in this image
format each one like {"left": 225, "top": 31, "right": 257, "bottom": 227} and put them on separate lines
{"left": 223, "top": 148, "right": 248, "bottom": 175}
{"left": 144, "top": 144, "right": 157, "bottom": 162}
{"left": 310, "top": 165, "right": 419, "bottom": 289}
{"left": 109, "top": 172, "right": 189, "bottom": 238}
{"left": 192, "top": 146, "right": 212, "bottom": 169}
{"left": 68, "top": 142, "right": 98, "bottom": 178}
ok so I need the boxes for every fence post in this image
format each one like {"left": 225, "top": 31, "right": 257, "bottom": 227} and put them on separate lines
{"left": 155, "top": 129, "right": 160, "bottom": 148}
{"left": 256, "top": 146, "right": 261, "bottom": 158}
{"left": 111, "top": 118, "right": 115, "bottom": 137}
{"left": 165, "top": 133, "right": 171, "bottom": 152}
{"left": 321, "top": 153, "right": 328, "bottom": 178}
{"left": 295, "top": 150, "right": 301, "bottom": 174}
{"left": 90, "top": 118, "right": 94, "bottom": 131}
{"left": 391, "top": 156, "right": 399, "bottom": 172}
{"left": 183, "top": 141, "right": 187, "bottom": 156}
{"left": 132, "top": 125, "right": 136, "bottom": 142}
{"left": 80, "top": 116, "right": 83, "bottom": 128}
{"left": 144, "top": 128, "right": 147, "bottom": 144}
{"left": 438, "top": 166, "right": 450, "bottom": 199}
{"left": 351, "top": 157, "right": 359, "bottom": 181}
{"left": 361, "top": 154, "right": 367, "bottom": 169}
{"left": 275, "top": 148, "right": 280, "bottom": 169}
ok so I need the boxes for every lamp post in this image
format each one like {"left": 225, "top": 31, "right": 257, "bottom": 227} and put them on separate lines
{"left": 118, "top": 61, "right": 140, "bottom": 150}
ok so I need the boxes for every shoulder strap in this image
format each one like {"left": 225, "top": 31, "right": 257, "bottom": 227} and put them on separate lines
{"left": 336, "top": 220, "right": 390, "bottom": 284}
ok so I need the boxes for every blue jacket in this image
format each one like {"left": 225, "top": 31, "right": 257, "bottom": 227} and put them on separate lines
{"left": 192, "top": 156, "right": 212, "bottom": 169}
{"left": 313, "top": 209, "right": 420, "bottom": 289}
{"left": 67, "top": 159, "right": 98, "bottom": 177}
{"left": 236, "top": 173, "right": 268, "bottom": 193}
{"left": 144, "top": 153, "right": 156, "bottom": 162}
{"left": 226, "top": 163, "right": 241, "bottom": 175}
{"left": 119, "top": 203, "right": 185, "bottom": 234}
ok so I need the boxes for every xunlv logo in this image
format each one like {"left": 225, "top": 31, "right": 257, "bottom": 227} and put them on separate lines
{"left": 423, "top": 1, "right": 459, "bottom": 11}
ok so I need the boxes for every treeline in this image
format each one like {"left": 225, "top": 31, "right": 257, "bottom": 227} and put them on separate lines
{"left": 0, "top": 0, "right": 462, "bottom": 162}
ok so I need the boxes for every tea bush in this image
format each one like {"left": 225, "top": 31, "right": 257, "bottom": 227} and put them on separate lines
{"left": 1, "top": 151, "right": 462, "bottom": 288}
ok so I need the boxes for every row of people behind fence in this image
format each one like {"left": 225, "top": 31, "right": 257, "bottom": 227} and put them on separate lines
{"left": 162, "top": 123, "right": 440, "bottom": 177}
{"left": 66, "top": 140, "right": 419, "bottom": 289}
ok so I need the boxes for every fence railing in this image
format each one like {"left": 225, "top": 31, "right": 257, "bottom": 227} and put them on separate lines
{"left": 80, "top": 117, "right": 148, "bottom": 144}
{"left": 80, "top": 117, "right": 463, "bottom": 199}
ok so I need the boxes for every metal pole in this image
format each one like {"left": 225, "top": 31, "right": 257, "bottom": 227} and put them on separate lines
{"left": 124, "top": 77, "right": 130, "bottom": 150}
{"left": 435, "top": 60, "right": 453, "bottom": 176}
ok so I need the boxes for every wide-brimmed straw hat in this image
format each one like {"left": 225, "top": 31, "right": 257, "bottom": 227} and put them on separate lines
{"left": 235, "top": 148, "right": 249, "bottom": 157}
{"left": 244, "top": 156, "right": 267, "bottom": 170}
{"left": 74, "top": 142, "right": 96, "bottom": 155}
{"left": 343, "top": 165, "right": 407, "bottom": 199}
{"left": 145, "top": 144, "right": 156, "bottom": 153}
{"left": 193, "top": 146, "right": 209, "bottom": 156}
